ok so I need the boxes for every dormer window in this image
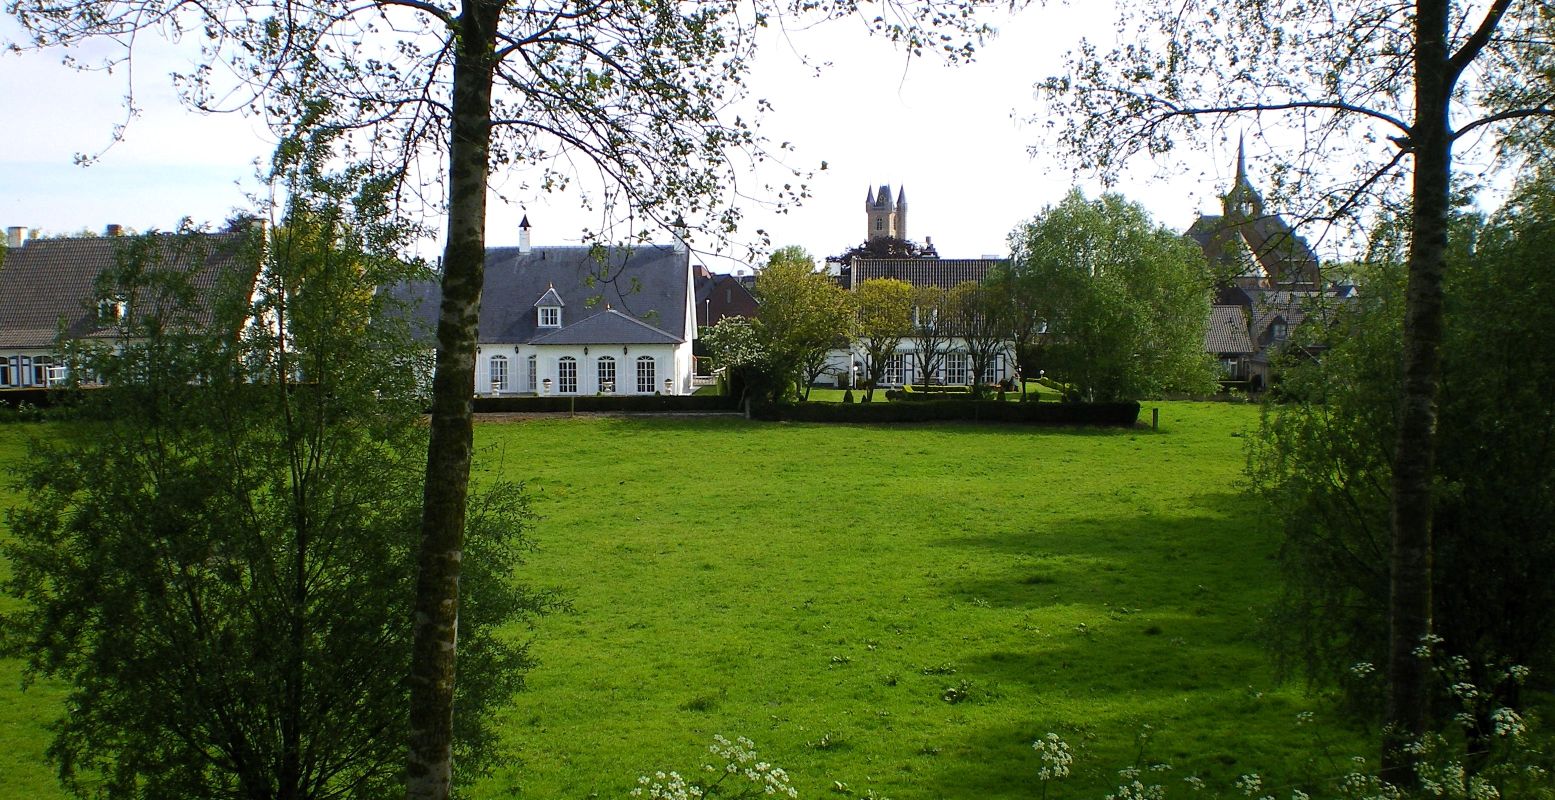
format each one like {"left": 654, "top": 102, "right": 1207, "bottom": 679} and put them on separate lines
{"left": 533, "top": 284, "right": 565, "bottom": 327}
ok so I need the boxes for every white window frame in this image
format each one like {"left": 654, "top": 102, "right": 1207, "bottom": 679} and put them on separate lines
{"left": 946, "top": 351, "right": 968, "bottom": 385}
{"left": 539, "top": 306, "right": 561, "bottom": 327}
{"left": 489, "top": 354, "right": 509, "bottom": 393}
{"left": 635, "top": 355, "right": 657, "bottom": 393}
{"left": 527, "top": 355, "right": 537, "bottom": 392}
{"left": 557, "top": 356, "right": 578, "bottom": 393}
{"left": 597, "top": 356, "right": 616, "bottom": 393}
{"left": 883, "top": 353, "right": 905, "bottom": 386}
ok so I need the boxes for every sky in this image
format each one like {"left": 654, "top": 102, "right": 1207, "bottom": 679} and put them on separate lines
{"left": 0, "top": 4, "right": 1246, "bottom": 274}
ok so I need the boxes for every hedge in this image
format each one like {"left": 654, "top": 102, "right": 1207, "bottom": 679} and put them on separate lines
{"left": 472, "top": 394, "right": 740, "bottom": 414}
{"left": 751, "top": 399, "right": 1140, "bottom": 426}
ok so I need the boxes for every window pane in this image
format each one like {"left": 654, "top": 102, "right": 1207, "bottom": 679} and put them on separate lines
{"left": 558, "top": 357, "right": 577, "bottom": 393}
{"left": 597, "top": 357, "right": 616, "bottom": 393}
{"left": 636, "top": 356, "right": 656, "bottom": 393}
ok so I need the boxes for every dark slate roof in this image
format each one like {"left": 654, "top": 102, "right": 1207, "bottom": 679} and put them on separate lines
{"left": 529, "top": 307, "right": 679, "bottom": 345}
{"left": 0, "top": 230, "right": 256, "bottom": 349}
{"left": 390, "top": 244, "right": 691, "bottom": 345}
{"left": 1204, "top": 305, "right": 1253, "bottom": 354}
{"left": 848, "top": 257, "right": 1006, "bottom": 290}
{"left": 1187, "top": 211, "right": 1320, "bottom": 289}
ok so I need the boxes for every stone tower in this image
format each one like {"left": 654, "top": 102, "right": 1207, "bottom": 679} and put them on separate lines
{"left": 865, "top": 185, "right": 908, "bottom": 241}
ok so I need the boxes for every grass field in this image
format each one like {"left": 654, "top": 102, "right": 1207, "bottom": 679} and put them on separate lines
{"left": 0, "top": 403, "right": 1368, "bottom": 799}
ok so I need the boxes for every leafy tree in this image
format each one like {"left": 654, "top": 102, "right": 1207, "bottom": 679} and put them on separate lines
{"left": 1038, "top": 0, "right": 1555, "bottom": 769}
{"left": 700, "top": 315, "right": 779, "bottom": 407}
{"left": 906, "top": 284, "right": 956, "bottom": 391}
{"left": 985, "top": 265, "right": 1046, "bottom": 400}
{"left": 754, "top": 247, "right": 852, "bottom": 400}
{"left": 1, "top": 158, "right": 545, "bottom": 800}
{"left": 1252, "top": 172, "right": 1555, "bottom": 739}
{"left": 949, "top": 280, "right": 1010, "bottom": 395}
{"left": 7, "top": 3, "right": 992, "bottom": 794}
{"left": 1008, "top": 190, "right": 1215, "bottom": 403}
{"left": 851, "top": 278, "right": 915, "bottom": 401}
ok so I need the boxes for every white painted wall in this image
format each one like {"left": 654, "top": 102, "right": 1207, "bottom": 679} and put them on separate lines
{"left": 474, "top": 343, "right": 691, "bottom": 395}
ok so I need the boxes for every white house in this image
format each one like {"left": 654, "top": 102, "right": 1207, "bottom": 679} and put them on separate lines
{"left": 391, "top": 219, "right": 698, "bottom": 396}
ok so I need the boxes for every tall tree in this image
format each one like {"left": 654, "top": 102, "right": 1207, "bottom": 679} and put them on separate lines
{"left": 1039, "top": 5, "right": 1553, "bottom": 770}
{"left": 1008, "top": 190, "right": 1215, "bottom": 403}
{"left": 1252, "top": 176, "right": 1555, "bottom": 737}
{"left": 7, "top": 3, "right": 993, "bottom": 796}
{"left": 852, "top": 277, "right": 915, "bottom": 401}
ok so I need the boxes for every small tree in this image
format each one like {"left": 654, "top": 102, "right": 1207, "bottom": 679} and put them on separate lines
{"left": 1, "top": 159, "right": 546, "bottom": 800}
{"left": 986, "top": 265, "right": 1046, "bottom": 401}
{"left": 1008, "top": 190, "right": 1216, "bottom": 403}
{"left": 852, "top": 278, "right": 915, "bottom": 401}
{"left": 907, "top": 284, "right": 956, "bottom": 391}
{"left": 950, "top": 280, "right": 1010, "bottom": 396}
{"left": 754, "top": 247, "right": 853, "bottom": 400}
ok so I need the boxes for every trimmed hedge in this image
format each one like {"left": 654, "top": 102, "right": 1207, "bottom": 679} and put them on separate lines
{"left": 472, "top": 394, "right": 739, "bottom": 414}
{"left": 752, "top": 399, "right": 1140, "bottom": 426}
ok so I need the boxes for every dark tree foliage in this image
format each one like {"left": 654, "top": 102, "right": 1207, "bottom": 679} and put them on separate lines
{"left": 830, "top": 235, "right": 939, "bottom": 263}
{"left": 1, "top": 159, "right": 546, "bottom": 800}
{"left": 1252, "top": 172, "right": 1555, "bottom": 722}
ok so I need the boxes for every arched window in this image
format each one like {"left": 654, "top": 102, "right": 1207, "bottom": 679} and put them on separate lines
{"left": 558, "top": 356, "right": 577, "bottom": 393}
{"left": 635, "top": 355, "right": 656, "bottom": 393}
{"left": 596, "top": 356, "right": 616, "bottom": 393}
{"left": 489, "top": 355, "right": 509, "bottom": 392}
{"left": 526, "top": 355, "right": 537, "bottom": 392}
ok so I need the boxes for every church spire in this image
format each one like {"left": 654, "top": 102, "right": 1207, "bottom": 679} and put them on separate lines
{"left": 1235, "top": 132, "right": 1247, "bottom": 185}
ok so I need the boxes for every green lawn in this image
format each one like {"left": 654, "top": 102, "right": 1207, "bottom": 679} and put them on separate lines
{"left": 0, "top": 404, "right": 1367, "bottom": 799}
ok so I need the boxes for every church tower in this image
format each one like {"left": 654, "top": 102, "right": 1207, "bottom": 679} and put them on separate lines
{"left": 865, "top": 184, "right": 908, "bottom": 241}
{"left": 1221, "top": 135, "right": 1265, "bottom": 221}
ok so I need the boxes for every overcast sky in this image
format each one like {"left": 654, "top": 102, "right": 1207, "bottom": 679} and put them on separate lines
{"left": 0, "top": 4, "right": 1246, "bottom": 273}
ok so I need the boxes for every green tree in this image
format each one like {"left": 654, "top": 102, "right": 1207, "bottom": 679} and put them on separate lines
{"left": 1252, "top": 172, "right": 1555, "bottom": 733}
{"left": 852, "top": 278, "right": 915, "bottom": 401}
{"left": 1007, "top": 190, "right": 1215, "bottom": 403}
{"left": 755, "top": 246, "right": 852, "bottom": 400}
{"left": 1038, "top": 1, "right": 1555, "bottom": 770}
{"left": 1, "top": 161, "right": 545, "bottom": 800}
{"left": 949, "top": 280, "right": 1010, "bottom": 395}
{"left": 985, "top": 264, "right": 1046, "bottom": 401}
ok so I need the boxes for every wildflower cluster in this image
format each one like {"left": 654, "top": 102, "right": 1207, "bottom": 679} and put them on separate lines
{"left": 1034, "top": 732, "right": 1073, "bottom": 781}
{"left": 631, "top": 735, "right": 798, "bottom": 800}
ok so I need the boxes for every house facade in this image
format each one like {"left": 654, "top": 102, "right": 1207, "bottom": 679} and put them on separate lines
{"left": 0, "top": 224, "right": 257, "bottom": 389}
{"left": 392, "top": 219, "right": 697, "bottom": 396}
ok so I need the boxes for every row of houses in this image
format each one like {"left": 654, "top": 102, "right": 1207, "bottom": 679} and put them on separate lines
{"left": 0, "top": 157, "right": 1337, "bottom": 395}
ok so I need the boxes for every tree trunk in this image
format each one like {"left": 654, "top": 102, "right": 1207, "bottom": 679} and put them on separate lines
{"left": 1381, "top": 0, "right": 1451, "bottom": 784}
{"left": 406, "top": 4, "right": 499, "bottom": 800}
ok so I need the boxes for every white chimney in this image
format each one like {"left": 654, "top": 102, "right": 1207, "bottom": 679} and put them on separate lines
{"left": 672, "top": 214, "right": 688, "bottom": 255}
{"left": 518, "top": 214, "right": 532, "bottom": 254}
{"left": 6, "top": 226, "right": 26, "bottom": 248}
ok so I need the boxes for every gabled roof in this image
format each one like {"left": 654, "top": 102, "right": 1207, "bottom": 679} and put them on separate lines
{"left": 389, "top": 243, "right": 691, "bottom": 345}
{"left": 1204, "top": 305, "right": 1253, "bottom": 354}
{"left": 533, "top": 285, "right": 565, "bottom": 307}
{"left": 529, "top": 307, "right": 681, "bottom": 345}
{"left": 848, "top": 257, "right": 1006, "bottom": 290}
{"left": 0, "top": 230, "right": 256, "bottom": 349}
